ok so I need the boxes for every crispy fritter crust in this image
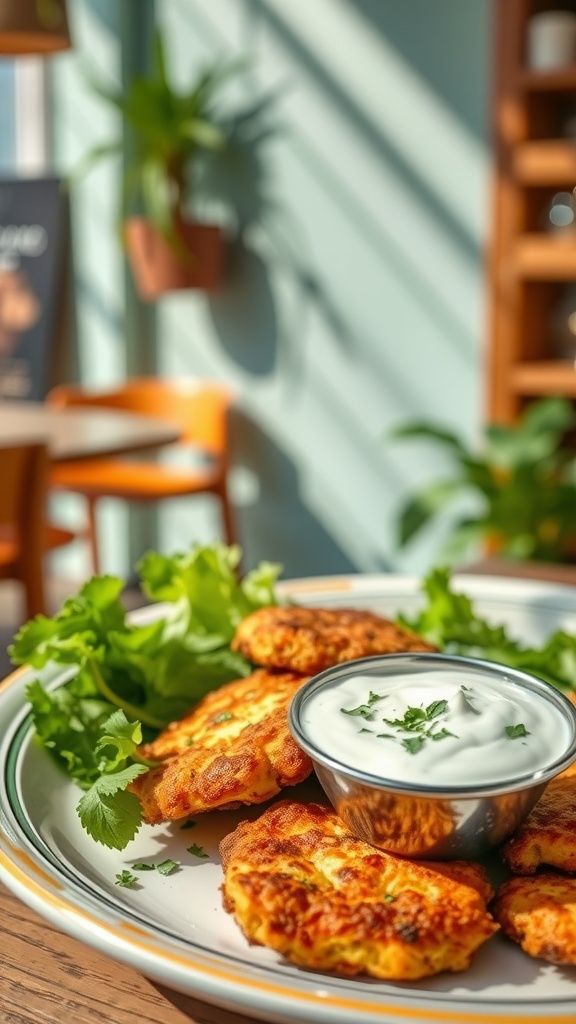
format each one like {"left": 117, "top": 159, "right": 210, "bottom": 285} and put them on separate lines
{"left": 494, "top": 873, "right": 576, "bottom": 965}
{"left": 129, "top": 670, "right": 312, "bottom": 824}
{"left": 219, "top": 800, "right": 498, "bottom": 980}
{"left": 501, "top": 760, "right": 576, "bottom": 874}
{"left": 231, "top": 605, "right": 437, "bottom": 674}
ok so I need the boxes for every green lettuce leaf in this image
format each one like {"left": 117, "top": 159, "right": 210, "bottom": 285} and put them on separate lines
{"left": 11, "top": 542, "right": 282, "bottom": 849}
{"left": 400, "top": 566, "right": 576, "bottom": 691}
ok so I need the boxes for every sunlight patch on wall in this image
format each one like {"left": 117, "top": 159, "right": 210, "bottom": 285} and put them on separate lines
{"left": 265, "top": 0, "right": 488, "bottom": 245}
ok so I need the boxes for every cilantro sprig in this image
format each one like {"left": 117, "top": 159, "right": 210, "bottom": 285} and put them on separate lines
{"left": 10, "top": 543, "right": 281, "bottom": 850}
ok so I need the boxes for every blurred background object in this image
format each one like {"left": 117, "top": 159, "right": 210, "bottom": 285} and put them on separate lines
{"left": 47, "top": 376, "right": 236, "bottom": 573}
{"left": 14, "top": 1, "right": 576, "bottom": 597}
{"left": 390, "top": 397, "right": 576, "bottom": 566}
{"left": 45, "top": 0, "right": 490, "bottom": 582}
{"left": 0, "top": 440, "right": 75, "bottom": 619}
{"left": 0, "top": 0, "right": 71, "bottom": 56}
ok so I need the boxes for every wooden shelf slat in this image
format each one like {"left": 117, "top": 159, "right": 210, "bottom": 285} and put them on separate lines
{"left": 514, "top": 140, "right": 576, "bottom": 183}
{"left": 513, "top": 234, "right": 576, "bottom": 277}
{"left": 488, "top": 4, "right": 576, "bottom": 425}
{"left": 510, "top": 360, "right": 576, "bottom": 395}
{"left": 519, "top": 68, "right": 576, "bottom": 91}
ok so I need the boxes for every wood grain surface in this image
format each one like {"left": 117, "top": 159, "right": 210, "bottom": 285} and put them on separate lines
{"left": 0, "top": 883, "right": 268, "bottom": 1024}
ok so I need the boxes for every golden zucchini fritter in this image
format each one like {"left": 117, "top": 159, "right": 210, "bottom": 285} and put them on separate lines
{"left": 501, "top": 760, "right": 576, "bottom": 874}
{"left": 219, "top": 800, "right": 498, "bottom": 980}
{"left": 494, "top": 873, "right": 576, "bottom": 965}
{"left": 231, "top": 604, "right": 437, "bottom": 674}
{"left": 128, "top": 669, "right": 312, "bottom": 824}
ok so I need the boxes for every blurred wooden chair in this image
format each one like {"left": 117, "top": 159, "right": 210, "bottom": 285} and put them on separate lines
{"left": 0, "top": 442, "right": 76, "bottom": 619}
{"left": 46, "top": 377, "right": 237, "bottom": 574}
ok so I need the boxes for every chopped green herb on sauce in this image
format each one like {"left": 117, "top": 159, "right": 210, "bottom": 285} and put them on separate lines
{"left": 505, "top": 723, "right": 530, "bottom": 739}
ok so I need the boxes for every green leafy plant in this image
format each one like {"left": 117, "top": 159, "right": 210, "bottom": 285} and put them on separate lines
{"left": 391, "top": 397, "right": 576, "bottom": 563}
{"left": 77, "top": 29, "right": 256, "bottom": 249}
{"left": 9, "top": 542, "right": 281, "bottom": 849}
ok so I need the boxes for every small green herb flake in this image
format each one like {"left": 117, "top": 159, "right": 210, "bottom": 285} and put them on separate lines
{"left": 115, "top": 870, "right": 138, "bottom": 888}
{"left": 131, "top": 862, "right": 155, "bottom": 871}
{"left": 383, "top": 706, "right": 426, "bottom": 731}
{"left": 185, "top": 737, "right": 195, "bottom": 746}
{"left": 402, "top": 735, "right": 425, "bottom": 755}
{"left": 384, "top": 892, "right": 397, "bottom": 903}
{"left": 187, "top": 843, "right": 209, "bottom": 859}
{"left": 341, "top": 704, "right": 374, "bottom": 718}
{"left": 425, "top": 699, "right": 448, "bottom": 720}
{"left": 156, "top": 858, "right": 179, "bottom": 875}
{"left": 180, "top": 819, "right": 197, "bottom": 830}
{"left": 213, "top": 712, "right": 234, "bottom": 723}
{"left": 430, "top": 727, "right": 458, "bottom": 741}
{"left": 505, "top": 723, "right": 530, "bottom": 739}
{"left": 340, "top": 692, "right": 384, "bottom": 719}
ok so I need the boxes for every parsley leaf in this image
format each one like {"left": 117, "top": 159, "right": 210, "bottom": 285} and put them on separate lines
{"left": 115, "top": 870, "right": 138, "bottom": 888}
{"left": 505, "top": 723, "right": 530, "bottom": 739}
{"left": 156, "top": 858, "right": 179, "bottom": 875}
{"left": 430, "top": 727, "right": 457, "bottom": 741}
{"left": 340, "top": 692, "right": 384, "bottom": 718}
{"left": 399, "top": 566, "right": 576, "bottom": 692}
{"left": 10, "top": 543, "right": 282, "bottom": 851}
{"left": 77, "top": 763, "right": 147, "bottom": 849}
{"left": 187, "top": 843, "right": 209, "bottom": 859}
{"left": 402, "top": 735, "right": 425, "bottom": 755}
{"left": 425, "top": 699, "right": 448, "bottom": 719}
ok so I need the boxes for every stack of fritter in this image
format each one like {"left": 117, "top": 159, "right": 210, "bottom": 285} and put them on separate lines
{"left": 128, "top": 604, "right": 435, "bottom": 823}
{"left": 129, "top": 668, "right": 312, "bottom": 822}
{"left": 494, "top": 760, "right": 576, "bottom": 966}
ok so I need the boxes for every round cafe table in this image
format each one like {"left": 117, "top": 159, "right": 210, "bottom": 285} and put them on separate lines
{"left": 0, "top": 400, "right": 182, "bottom": 461}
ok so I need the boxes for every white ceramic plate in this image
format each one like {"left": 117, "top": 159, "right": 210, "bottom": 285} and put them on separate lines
{"left": 2, "top": 573, "right": 576, "bottom": 1024}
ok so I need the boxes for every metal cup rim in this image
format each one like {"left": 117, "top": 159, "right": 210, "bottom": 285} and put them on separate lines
{"left": 288, "top": 651, "right": 576, "bottom": 799}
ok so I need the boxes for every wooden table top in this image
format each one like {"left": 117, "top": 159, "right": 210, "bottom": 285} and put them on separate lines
{"left": 0, "top": 400, "right": 181, "bottom": 462}
{"left": 0, "top": 882, "right": 266, "bottom": 1024}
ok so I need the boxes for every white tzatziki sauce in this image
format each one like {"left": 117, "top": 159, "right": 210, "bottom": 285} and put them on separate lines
{"left": 300, "top": 669, "right": 570, "bottom": 787}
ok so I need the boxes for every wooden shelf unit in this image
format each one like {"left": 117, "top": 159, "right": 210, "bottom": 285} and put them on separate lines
{"left": 487, "top": 0, "right": 576, "bottom": 422}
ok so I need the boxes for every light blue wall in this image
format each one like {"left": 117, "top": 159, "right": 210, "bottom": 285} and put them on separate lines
{"left": 0, "top": 63, "right": 16, "bottom": 170}
{"left": 50, "top": 0, "right": 491, "bottom": 582}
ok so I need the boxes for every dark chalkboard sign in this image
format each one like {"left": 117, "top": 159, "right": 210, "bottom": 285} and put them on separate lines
{"left": 0, "top": 177, "right": 70, "bottom": 400}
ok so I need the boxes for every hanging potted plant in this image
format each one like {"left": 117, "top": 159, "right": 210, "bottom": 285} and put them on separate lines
{"left": 76, "top": 30, "right": 249, "bottom": 299}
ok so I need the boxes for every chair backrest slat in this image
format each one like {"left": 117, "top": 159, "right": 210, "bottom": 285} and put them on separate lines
{"left": 47, "top": 377, "right": 233, "bottom": 458}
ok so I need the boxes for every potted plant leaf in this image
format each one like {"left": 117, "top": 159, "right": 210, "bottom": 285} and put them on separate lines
{"left": 390, "top": 396, "right": 576, "bottom": 564}
{"left": 76, "top": 30, "right": 251, "bottom": 299}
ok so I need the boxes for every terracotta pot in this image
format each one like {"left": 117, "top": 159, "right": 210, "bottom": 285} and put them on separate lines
{"left": 124, "top": 217, "right": 224, "bottom": 300}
